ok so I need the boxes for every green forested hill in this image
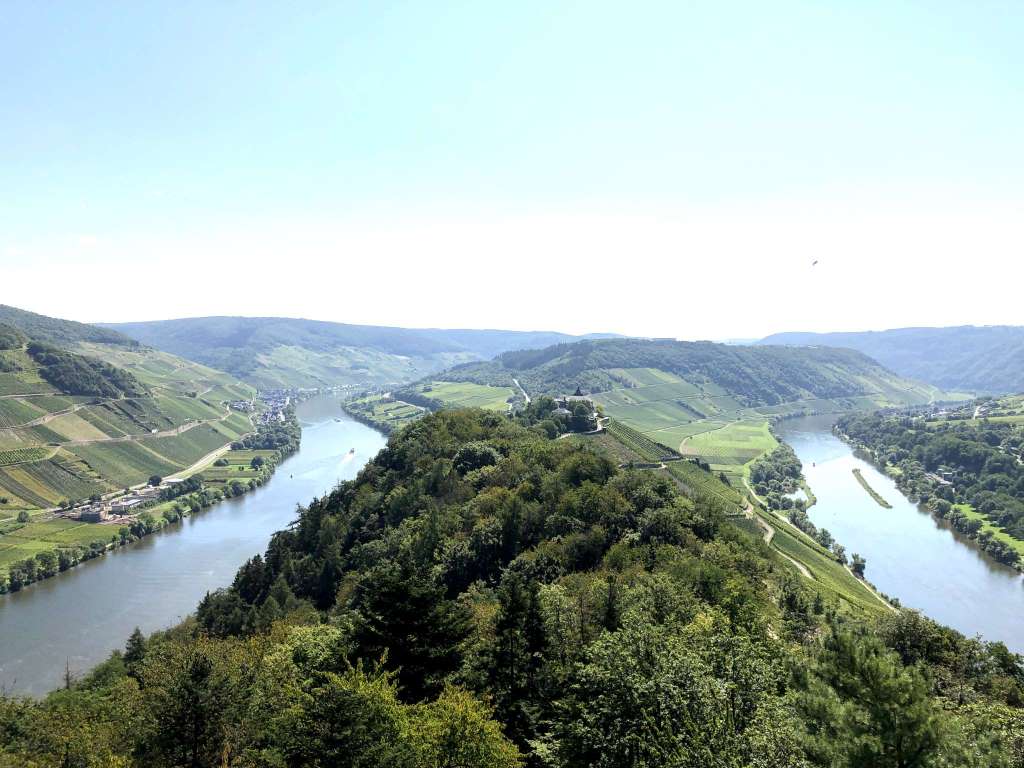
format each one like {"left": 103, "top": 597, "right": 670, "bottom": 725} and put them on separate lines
{"left": 102, "top": 316, "right": 618, "bottom": 389}
{"left": 442, "top": 338, "right": 946, "bottom": 407}
{"left": 1, "top": 409, "right": 1019, "bottom": 766}
{"left": 419, "top": 337, "right": 952, "bottom": 487}
{"left": 759, "top": 325, "right": 1024, "bottom": 394}
{"left": 0, "top": 304, "right": 137, "bottom": 348}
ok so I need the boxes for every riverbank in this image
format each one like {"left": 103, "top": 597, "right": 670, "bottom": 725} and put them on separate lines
{"left": 0, "top": 396, "right": 388, "bottom": 695}
{"left": 836, "top": 427, "right": 1022, "bottom": 572}
{"left": 0, "top": 409, "right": 300, "bottom": 594}
{"left": 780, "top": 414, "right": 1024, "bottom": 654}
{"left": 852, "top": 468, "right": 892, "bottom": 508}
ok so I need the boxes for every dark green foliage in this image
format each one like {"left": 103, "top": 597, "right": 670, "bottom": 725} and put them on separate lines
{"left": 0, "top": 304, "right": 137, "bottom": 347}
{"left": 2, "top": 408, "right": 1020, "bottom": 766}
{"left": 0, "top": 323, "right": 27, "bottom": 351}
{"left": 353, "top": 560, "right": 472, "bottom": 701}
{"left": 26, "top": 341, "right": 147, "bottom": 397}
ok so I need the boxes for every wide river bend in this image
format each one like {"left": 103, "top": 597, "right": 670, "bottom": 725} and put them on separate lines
{"left": 0, "top": 396, "right": 386, "bottom": 696}
{"left": 778, "top": 415, "right": 1024, "bottom": 653}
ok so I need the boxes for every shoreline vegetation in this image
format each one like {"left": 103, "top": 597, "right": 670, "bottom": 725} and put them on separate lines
{"left": 0, "top": 407, "right": 301, "bottom": 594}
{"left": 851, "top": 468, "right": 893, "bottom": 508}
{"left": 836, "top": 407, "right": 1024, "bottom": 571}
{"left": 1, "top": 408, "right": 1021, "bottom": 765}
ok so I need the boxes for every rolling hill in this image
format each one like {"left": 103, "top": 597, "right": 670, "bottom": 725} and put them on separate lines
{"left": 0, "top": 307, "right": 256, "bottom": 515}
{"left": 758, "top": 326, "right": 1024, "bottom": 395}
{"left": 416, "top": 337, "right": 955, "bottom": 485}
{"left": 101, "top": 316, "right": 618, "bottom": 389}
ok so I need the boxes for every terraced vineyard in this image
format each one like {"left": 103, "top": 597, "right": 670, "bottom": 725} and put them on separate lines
{"left": 0, "top": 331, "right": 257, "bottom": 511}
{"left": 0, "top": 447, "right": 52, "bottom": 466}
{"left": 663, "top": 459, "right": 745, "bottom": 513}
{"left": 604, "top": 419, "right": 679, "bottom": 461}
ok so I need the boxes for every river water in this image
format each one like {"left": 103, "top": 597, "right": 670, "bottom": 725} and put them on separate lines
{"left": 0, "top": 396, "right": 386, "bottom": 696}
{"left": 778, "top": 415, "right": 1024, "bottom": 653}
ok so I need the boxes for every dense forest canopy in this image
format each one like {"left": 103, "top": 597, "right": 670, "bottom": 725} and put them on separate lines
{"left": 760, "top": 326, "right": 1024, "bottom": 394}
{"left": 0, "top": 323, "right": 27, "bottom": 351}
{"left": 439, "top": 337, "right": 936, "bottom": 406}
{"left": 3, "top": 408, "right": 1021, "bottom": 767}
{"left": 26, "top": 342, "right": 148, "bottom": 398}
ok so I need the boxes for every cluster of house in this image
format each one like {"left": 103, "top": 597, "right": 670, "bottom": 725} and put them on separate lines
{"left": 926, "top": 468, "right": 956, "bottom": 487}
{"left": 256, "top": 390, "right": 293, "bottom": 425}
{"left": 72, "top": 479, "right": 185, "bottom": 523}
{"left": 228, "top": 399, "right": 256, "bottom": 413}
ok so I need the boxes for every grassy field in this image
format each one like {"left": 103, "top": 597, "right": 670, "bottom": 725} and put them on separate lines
{"left": 679, "top": 420, "right": 778, "bottom": 486}
{"left": 953, "top": 503, "right": 1024, "bottom": 559}
{"left": 589, "top": 368, "right": 784, "bottom": 487}
{"left": 197, "top": 449, "right": 278, "bottom": 486}
{"left": 0, "top": 518, "right": 113, "bottom": 571}
{"left": 417, "top": 381, "right": 515, "bottom": 411}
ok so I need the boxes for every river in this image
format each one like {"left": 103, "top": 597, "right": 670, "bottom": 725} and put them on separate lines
{"left": 778, "top": 415, "right": 1024, "bottom": 653}
{"left": 0, "top": 396, "right": 387, "bottom": 696}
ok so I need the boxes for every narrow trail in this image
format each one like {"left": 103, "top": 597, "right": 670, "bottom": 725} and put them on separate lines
{"left": 744, "top": 479, "right": 894, "bottom": 611}
{"left": 512, "top": 378, "right": 531, "bottom": 405}
{"left": 21, "top": 401, "right": 89, "bottom": 428}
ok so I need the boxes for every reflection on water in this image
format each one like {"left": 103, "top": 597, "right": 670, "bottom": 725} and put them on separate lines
{"left": 778, "top": 415, "right": 1024, "bottom": 652}
{"left": 0, "top": 396, "right": 386, "bottom": 696}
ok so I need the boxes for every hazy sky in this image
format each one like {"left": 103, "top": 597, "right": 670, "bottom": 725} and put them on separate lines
{"left": 2, "top": 1, "right": 1022, "bottom": 339}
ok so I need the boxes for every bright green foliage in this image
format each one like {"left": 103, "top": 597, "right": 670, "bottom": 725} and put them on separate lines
{"left": 0, "top": 409, "right": 1019, "bottom": 766}
{"left": 796, "top": 630, "right": 945, "bottom": 767}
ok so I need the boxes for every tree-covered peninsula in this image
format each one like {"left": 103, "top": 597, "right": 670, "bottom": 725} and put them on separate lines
{"left": 1, "top": 408, "right": 1021, "bottom": 766}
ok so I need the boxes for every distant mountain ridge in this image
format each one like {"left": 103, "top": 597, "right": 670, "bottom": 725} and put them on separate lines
{"left": 758, "top": 326, "right": 1024, "bottom": 394}
{"left": 101, "top": 316, "right": 619, "bottom": 389}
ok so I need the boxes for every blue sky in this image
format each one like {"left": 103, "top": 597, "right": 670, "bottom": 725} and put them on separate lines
{"left": 2, "top": 1, "right": 1022, "bottom": 337}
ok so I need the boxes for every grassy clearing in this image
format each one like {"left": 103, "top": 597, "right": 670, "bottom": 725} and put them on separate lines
{"left": 954, "top": 504, "right": 1024, "bottom": 559}
{"left": 200, "top": 449, "right": 276, "bottom": 485}
{"left": 417, "top": 381, "right": 515, "bottom": 411}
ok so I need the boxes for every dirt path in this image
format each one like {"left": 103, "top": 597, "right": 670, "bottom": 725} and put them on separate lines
{"left": 21, "top": 401, "right": 89, "bottom": 428}
{"left": 512, "top": 378, "right": 531, "bottom": 404}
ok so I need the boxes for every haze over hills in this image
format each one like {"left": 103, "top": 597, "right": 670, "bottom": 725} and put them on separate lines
{"left": 758, "top": 326, "right": 1024, "bottom": 395}
{"left": 101, "top": 316, "right": 619, "bottom": 389}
